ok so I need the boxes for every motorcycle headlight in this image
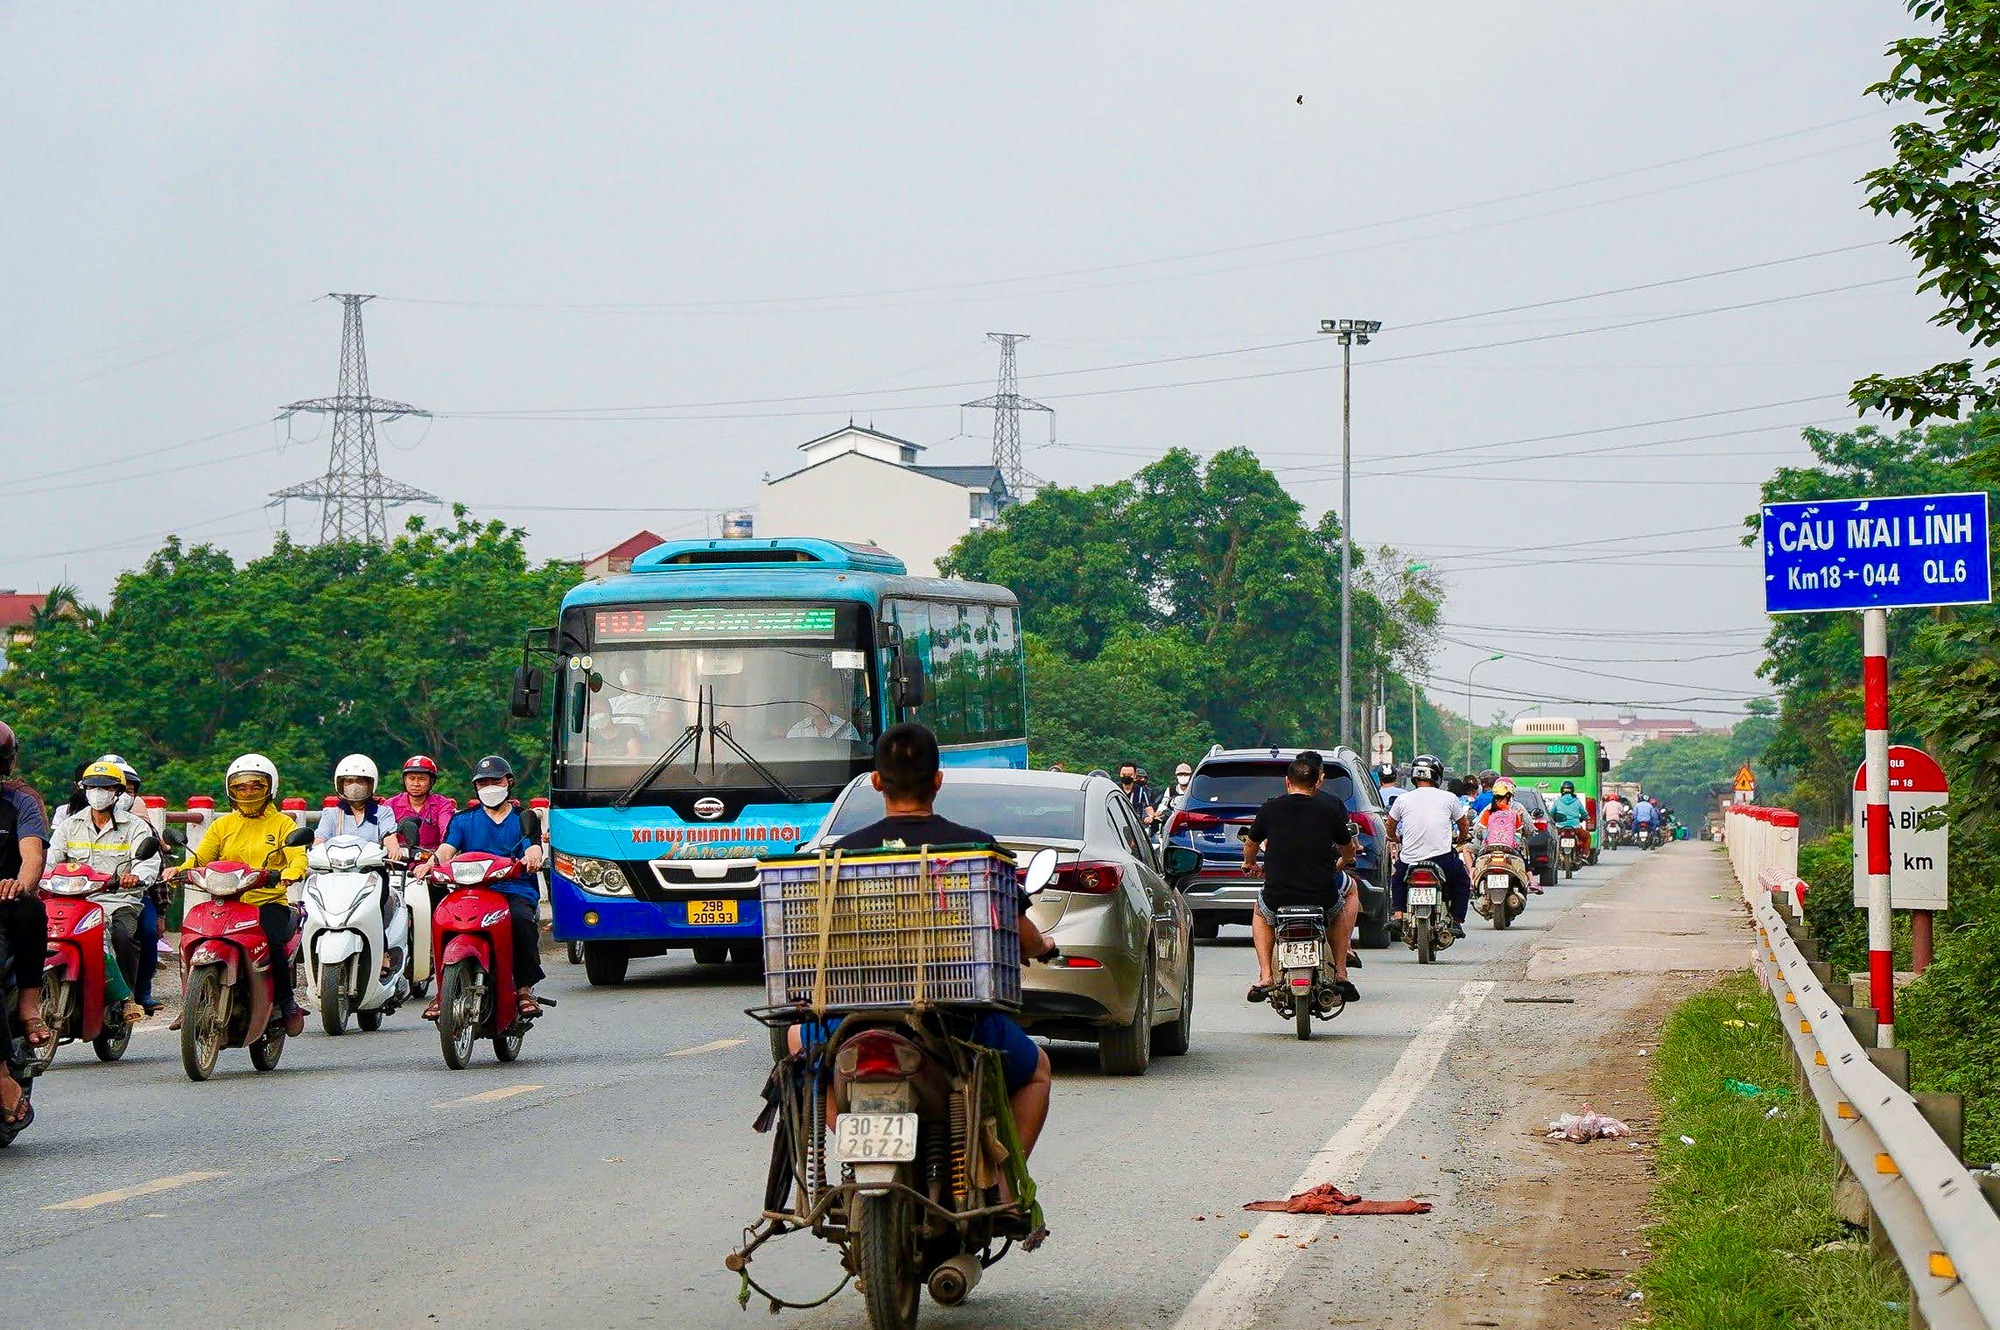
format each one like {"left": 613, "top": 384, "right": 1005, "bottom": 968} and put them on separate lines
{"left": 553, "top": 852, "right": 632, "bottom": 897}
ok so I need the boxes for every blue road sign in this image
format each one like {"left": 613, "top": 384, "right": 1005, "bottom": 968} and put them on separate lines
{"left": 1762, "top": 491, "right": 1992, "bottom": 614}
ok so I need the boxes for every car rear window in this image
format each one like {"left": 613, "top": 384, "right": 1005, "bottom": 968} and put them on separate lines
{"left": 1187, "top": 762, "right": 1288, "bottom": 808}
{"left": 824, "top": 783, "right": 1086, "bottom": 841}
{"left": 1513, "top": 789, "right": 1548, "bottom": 814}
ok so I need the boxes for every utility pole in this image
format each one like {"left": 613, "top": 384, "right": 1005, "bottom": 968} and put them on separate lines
{"left": 1466, "top": 652, "right": 1504, "bottom": 773}
{"left": 1319, "top": 317, "right": 1382, "bottom": 749}
{"left": 964, "top": 333, "right": 1052, "bottom": 499}
{"left": 273, "top": 293, "right": 436, "bottom": 544}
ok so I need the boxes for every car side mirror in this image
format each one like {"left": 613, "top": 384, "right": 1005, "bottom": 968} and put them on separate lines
{"left": 284, "top": 826, "right": 315, "bottom": 848}
{"left": 1163, "top": 845, "right": 1201, "bottom": 883}
{"left": 1020, "top": 847, "right": 1059, "bottom": 898}
{"left": 511, "top": 664, "right": 546, "bottom": 720}
{"left": 893, "top": 646, "right": 926, "bottom": 711}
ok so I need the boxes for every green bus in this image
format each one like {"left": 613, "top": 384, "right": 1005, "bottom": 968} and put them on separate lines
{"left": 1491, "top": 718, "right": 1608, "bottom": 822}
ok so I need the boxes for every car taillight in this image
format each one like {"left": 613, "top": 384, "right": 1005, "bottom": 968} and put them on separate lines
{"left": 1533, "top": 818, "right": 1548, "bottom": 832}
{"left": 1347, "top": 811, "right": 1378, "bottom": 839}
{"left": 841, "top": 1030, "right": 921, "bottom": 1080}
{"left": 1170, "top": 812, "right": 1221, "bottom": 837}
{"left": 1054, "top": 861, "right": 1123, "bottom": 894}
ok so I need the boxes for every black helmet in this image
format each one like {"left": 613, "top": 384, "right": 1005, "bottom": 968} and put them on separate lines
{"left": 1478, "top": 768, "right": 1499, "bottom": 785}
{"left": 1409, "top": 754, "right": 1443, "bottom": 785}
{"left": 1560, "top": 780, "right": 1576, "bottom": 794}
{"left": 472, "top": 754, "right": 514, "bottom": 782}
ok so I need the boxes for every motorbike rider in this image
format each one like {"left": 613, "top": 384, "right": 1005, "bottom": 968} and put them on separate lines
{"left": 1470, "top": 769, "right": 1500, "bottom": 815}
{"left": 1631, "top": 794, "right": 1659, "bottom": 841}
{"left": 315, "top": 754, "right": 408, "bottom": 971}
{"left": 47, "top": 759, "right": 158, "bottom": 1024}
{"left": 1386, "top": 755, "right": 1473, "bottom": 939}
{"left": 99, "top": 755, "right": 167, "bottom": 1010}
{"left": 427, "top": 756, "right": 547, "bottom": 1022}
{"left": 388, "top": 755, "right": 456, "bottom": 874}
{"left": 1550, "top": 780, "right": 1590, "bottom": 859}
{"left": 787, "top": 722, "right": 1057, "bottom": 1157}
{"left": 1242, "top": 750, "right": 1363, "bottom": 1005}
{"left": 168, "top": 753, "right": 310, "bottom": 1035}
{"left": 0, "top": 721, "right": 52, "bottom": 1131}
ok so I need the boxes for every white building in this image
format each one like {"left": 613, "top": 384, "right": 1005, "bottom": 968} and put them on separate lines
{"left": 758, "top": 425, "right": 1012, "bottom": 576}
{"left": 1580, "top": 715, "right": 1706, "bottom": 768}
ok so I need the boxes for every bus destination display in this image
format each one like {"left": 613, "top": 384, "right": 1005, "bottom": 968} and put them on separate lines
{"left": 1500, "top": 741, "right": 1585, "bottom": 777}
{"left": 593, "top": 605, "right": 838, "bottom": 642}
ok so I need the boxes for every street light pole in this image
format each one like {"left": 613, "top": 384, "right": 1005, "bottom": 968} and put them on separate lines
{"left": 1320, "top": 317, "right": 1382, "bottom": 750}
{"left": 1466, "top": 652, "right": 1504, "bottom": 772}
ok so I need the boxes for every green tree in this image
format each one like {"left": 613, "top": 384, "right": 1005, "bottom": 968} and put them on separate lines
{"left": 1852, "top": 0, "right": 2000, "bottom": 424}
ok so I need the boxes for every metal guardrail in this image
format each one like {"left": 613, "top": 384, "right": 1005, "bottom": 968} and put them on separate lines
{"left": 1748, "top": 887, "right": 2000, "bottom": 1328}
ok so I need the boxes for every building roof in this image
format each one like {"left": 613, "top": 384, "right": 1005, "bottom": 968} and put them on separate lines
{"left": 588, "top": 530, "right": 669, "bottom": 564}
{"left": 796, "top": 423, "right": 925, "bottom": 454}
{"left": 0, "top": 593, "right": 44, "bottom": 629}
{"left": 911, "top": 464, "right": 1006, "bottom": 492}
{"left": 765, "top": 448, "right": 988, "bottom": 488}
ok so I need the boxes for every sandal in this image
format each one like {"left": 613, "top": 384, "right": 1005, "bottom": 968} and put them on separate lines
{"left": 1246, "top": 982, "right": 1273, "bottom": 1004}
{"left": 516, "top": 990, "right": 542, "bottom": 1019}
{"left": 0, "top": 1078, "right": 31, "bottom": 1130}
{"left": 22, "top": 1013, "right": 53, "bottom": 1049}
{"left": 422, "top": 996, "right": 442, "bottom": 1021}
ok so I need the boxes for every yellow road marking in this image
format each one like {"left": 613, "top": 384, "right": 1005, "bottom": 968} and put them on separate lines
{"left": 46, "top": 1170, "right": 228, "bottom": 1212}
{"left": 432, "top": 1084, "right": 542, "bottom": 1108}
{"left": 668, "top": 1037, "right": 746, "bottom": 1058}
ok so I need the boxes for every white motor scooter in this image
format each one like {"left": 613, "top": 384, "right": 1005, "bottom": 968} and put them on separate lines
{"left": 301, "top": 831, "right": 413, "bottom": 1035}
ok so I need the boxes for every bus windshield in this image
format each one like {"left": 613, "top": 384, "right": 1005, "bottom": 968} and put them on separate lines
{"left": 554, "top": 600, "right": 877, "bottom": 799}
{"left": 1497, "top": 740, "right": 1587, "bottom": 779}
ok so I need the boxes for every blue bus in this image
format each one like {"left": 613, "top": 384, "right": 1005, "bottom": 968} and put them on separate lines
{"left": 512, "top": 537, "right": 1028, "bottom": 985}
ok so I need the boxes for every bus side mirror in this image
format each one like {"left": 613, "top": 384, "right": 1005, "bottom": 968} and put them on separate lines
{"left": 894, "top": 647, "right": 926, "bottom": 711}
{"left": 511, "top": 665, "right": 545, "bottom": 719}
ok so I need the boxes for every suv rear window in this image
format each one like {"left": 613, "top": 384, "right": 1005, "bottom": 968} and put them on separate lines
{"left": 1187, "top": 761, "right": 1288, "bottom": 808}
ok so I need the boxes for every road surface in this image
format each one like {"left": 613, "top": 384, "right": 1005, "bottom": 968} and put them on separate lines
{"left": 0, "top": 844, "right": 1746, "bottom": 1328}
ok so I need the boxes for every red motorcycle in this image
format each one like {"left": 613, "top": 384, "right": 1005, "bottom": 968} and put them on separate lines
{"left": 427, "top": 853, "right": 550, "bottom": 1069}
{"left": 38, "top": 837, "right": 156, "bottom": 1069}
{"left": 177, "top": 861, "right": 300, "bottom": 1081}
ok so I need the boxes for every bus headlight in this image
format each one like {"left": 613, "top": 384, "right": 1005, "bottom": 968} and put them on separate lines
{"left": 553, "top": 852, "right": 632, "bottom": 897}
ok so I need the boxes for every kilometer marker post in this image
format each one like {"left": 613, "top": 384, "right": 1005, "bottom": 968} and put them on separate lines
{"left": 1861, "top": 607, "right": 1894, "bottom": 1046}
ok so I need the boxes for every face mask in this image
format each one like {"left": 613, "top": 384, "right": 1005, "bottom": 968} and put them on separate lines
{"left": 340, "top": 779, "right": 372, "bottom": 802}
{"left": 476, "top": 784, "right": 510, "bottom": 809}
{"left": 1176, "top": 775, "right": 1190, "bottom": 790}
{"left": 86, "top": 788, "right": 117, "bottom": 812}
{"left": 116, "top": 792, "right": 136, "bottom": 814}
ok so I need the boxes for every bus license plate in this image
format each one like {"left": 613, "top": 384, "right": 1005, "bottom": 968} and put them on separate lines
{"left": 687, "top": 899, "right": 739, "bottom": 926}
{"left": 835, "top": 1113, "right": 919, "bottom": 1163}
{"left": 1406, "top": 885, "right": 1440, "bottom": 907}
{"left": 1278, "top": 940, "right": 1321, "bottom": 970}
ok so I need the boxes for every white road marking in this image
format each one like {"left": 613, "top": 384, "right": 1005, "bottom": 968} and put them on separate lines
{"left": 1170, "top": 981, "right": 1494, "bottom": 1330}
{"left": 46, "top": 1170, "right": 228, "bottom": 1212}
{"left": 432, "top": 1084, "right": 542, "bottom": 1108}
{"left": 666, "top": 1037, "right": 745, "bottom": 1057}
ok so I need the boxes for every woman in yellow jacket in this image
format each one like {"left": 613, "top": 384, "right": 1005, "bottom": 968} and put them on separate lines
{"left": 170, "top": 753, "right": 310, "bottom": 1035}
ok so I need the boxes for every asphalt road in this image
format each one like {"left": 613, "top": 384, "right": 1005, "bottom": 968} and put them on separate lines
{"left": 0, "top": 847, "right": 1686, "bottom": 1329}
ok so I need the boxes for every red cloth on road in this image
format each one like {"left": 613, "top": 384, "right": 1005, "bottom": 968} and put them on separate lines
{"left": 1243, "top": 1184, "right": 1431, "bottom": 1216}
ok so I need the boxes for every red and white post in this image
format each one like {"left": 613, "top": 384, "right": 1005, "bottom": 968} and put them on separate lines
{"left": 1861, "top": 607, "right": 1894, "bottom": 1047}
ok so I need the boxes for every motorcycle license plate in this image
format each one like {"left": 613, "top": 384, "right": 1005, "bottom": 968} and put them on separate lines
{"left": 834, "top": 1112, "right": 919, "bottom": 1163}
{"left": 1406, "top": 885, "right": 1440, "bottom": 907}
{"left": 1486, "top": 874, "right": 1512, "bottom": 896}
{"left": 686, "top": 899, "right": 739, "bottom": 927}
{"left": 1277, "top": 940, "right": 1321, "bottom": 969}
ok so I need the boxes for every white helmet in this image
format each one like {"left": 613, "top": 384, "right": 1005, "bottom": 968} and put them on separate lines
{"left": 225, "top": 752, "right": 280, "bottom": 796}
{"left": 334, "top": 753, "right": 379, "bottom": 786}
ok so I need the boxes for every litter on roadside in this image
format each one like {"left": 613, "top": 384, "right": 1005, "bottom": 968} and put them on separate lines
{"left": 1243, "top": 1184, "right": 1431, "bottom": 1216}
{"left": 1721, "top": 1018, "right": 1758, "bottom": 1029}
{"left": 1679, "top": 1135, "right": 1697, "bottom": 1146}
{"left": 1723, "top": 1078, "right": 1790, "bottom": 1100}
{"left": 1542, "top": 1268, "right": 1613, "bottom": 1282}
{"left": 1546, "top": 1106, "right": 1632, "bottom": 1142}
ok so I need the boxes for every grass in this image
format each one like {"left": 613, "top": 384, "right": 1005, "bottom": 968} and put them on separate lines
{"left": 1641, "top": 973, "right": 1907, "bottom": 1329}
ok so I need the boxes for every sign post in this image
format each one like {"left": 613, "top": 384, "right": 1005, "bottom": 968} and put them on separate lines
{"left": 1850, "top": 745, "right": 1948, "bottom": 973}
{"left": 1763, "top": 491, "right": 1992, "bottom": 1047}
{"left": 1732, "top": 764, "right": 1756, "bottom": 804}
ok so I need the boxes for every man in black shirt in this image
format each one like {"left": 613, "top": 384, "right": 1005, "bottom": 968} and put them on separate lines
{"left": 1241, "top": 750, "right": 1361, "bottom": 1005}
{"left": 801, "top": 723, "right": 1056, "bottom": 1155}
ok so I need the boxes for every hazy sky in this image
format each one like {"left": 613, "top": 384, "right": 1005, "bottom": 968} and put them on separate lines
{"left": 0, "top": 2, "right": 1963, "bottom": 728}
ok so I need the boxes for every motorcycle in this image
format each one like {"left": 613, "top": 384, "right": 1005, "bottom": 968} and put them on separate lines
{"left": 1268, "top": 903, "right": 1346, "bottom": 1040}
{"left": 1635, "top": 821, "right": 1658, "bottom": 850}
{"left": 1400, "top": 858, "right": 1459, "bottom": 964}
{"left": 427, "top": 852, "right": 551, "bottom": 1069}
{"left": 176, "top": 845, "right": 305, "bottom": 1082}
{"left": 731, "top": 849, "right": 1061, "bottom": 1330}
{"left": 37, "top": 836, "right": 158, "bottom": 1068}
{"left": 1472, "top": 844, "right": 1531, "bottom": 930}
{"left": 300, "top": 818, "right": 421, "bottom": 1035}
{"left": 1556, "top": 825, "right": 1582, "bottom": 880}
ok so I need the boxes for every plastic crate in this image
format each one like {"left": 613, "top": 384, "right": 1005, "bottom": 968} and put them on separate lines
{"left": 761, "top": 847, "right": 1022, "bottom": 1012}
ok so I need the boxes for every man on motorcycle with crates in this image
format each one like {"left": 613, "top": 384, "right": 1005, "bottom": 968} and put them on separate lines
{"left": 47, "top": 759, "right": 160, "bottom": 1025}
{"left": 786, "top": 722, "right": 1056, "bottom": 1157}
{"left": 168, "top": 753, "right": 311, "bottom": 1035}
{"left": 1386, "top": 754, "right": 1473, "bottom": 938}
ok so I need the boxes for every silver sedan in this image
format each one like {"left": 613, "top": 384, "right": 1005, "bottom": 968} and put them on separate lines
{"left": 815, "top": 768, "right": 1199, "bottom": 1076}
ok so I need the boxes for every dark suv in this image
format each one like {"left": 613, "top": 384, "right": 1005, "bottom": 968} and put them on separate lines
{"left": 1161, "top": 745, "right": 1393, "bottom": 948}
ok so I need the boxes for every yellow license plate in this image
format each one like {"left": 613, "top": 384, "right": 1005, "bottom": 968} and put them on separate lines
{"left": 687, "top": 899, "right": 739, "bottom": 926}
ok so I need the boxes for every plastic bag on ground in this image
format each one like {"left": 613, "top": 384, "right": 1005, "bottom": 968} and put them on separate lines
{"left": 1546, "top": 1104, "right": 1632, "bottom": 1142}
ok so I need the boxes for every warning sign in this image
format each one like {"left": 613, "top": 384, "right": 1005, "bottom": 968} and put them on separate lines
{"left": 1851, "top": 745, "right": 1949, "bottom": 910}
{"left": 1733, "top": 764, "right": 1756, "bottom": 792}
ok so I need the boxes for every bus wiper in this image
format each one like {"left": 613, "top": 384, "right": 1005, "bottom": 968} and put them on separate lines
{"left": 612, "top": 686, "right": 709, "bottom": 810}
{"left": 706, "top": 713, "right": 801, "bottom": 805}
